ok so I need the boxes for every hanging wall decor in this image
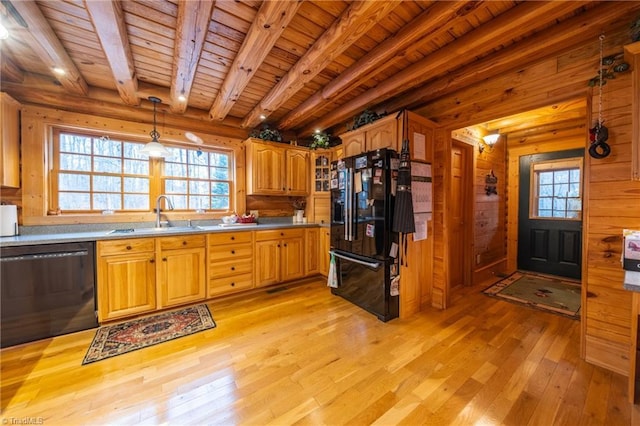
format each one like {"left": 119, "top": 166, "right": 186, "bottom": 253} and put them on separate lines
{"left": 485, "top": 170, "right": 498, "bottom": 195}
{"left": 589, "top": 34, "right": 613, "bottom": 159}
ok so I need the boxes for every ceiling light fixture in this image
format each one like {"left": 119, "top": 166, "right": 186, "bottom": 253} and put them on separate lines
{"left": 52, "top": 67, "right": 65, "bottom": 76}
{"left": 479, "top": 132, "right": 500, "bottom": 154}
{"left": 259, "top": 114, "right": 267, "bottom": 120}
{"left": 178, "top": 93, "right": 186, "bottom": 102}
{"left": 140, "top": 96, "right": 170, "bottom": 158}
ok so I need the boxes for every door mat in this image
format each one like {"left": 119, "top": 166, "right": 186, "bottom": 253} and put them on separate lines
{"left": 82, "top": 305, "right": 216, "bottom": 365}
{"left": 483, "top": 272, "right": 581, "bottom": 319}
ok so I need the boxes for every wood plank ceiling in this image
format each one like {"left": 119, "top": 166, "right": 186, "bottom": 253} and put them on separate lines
{"left": 1, "top": 1, "right": 639, "bottom": 142}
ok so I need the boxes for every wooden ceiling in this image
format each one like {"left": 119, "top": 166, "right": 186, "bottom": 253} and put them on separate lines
{"left": 1, "top": 1, "right": 639, "bottom": 141}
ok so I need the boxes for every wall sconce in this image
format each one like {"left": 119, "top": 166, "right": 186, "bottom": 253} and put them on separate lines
{"left": 479, "top": 132, "right": 500, "bottom": 153}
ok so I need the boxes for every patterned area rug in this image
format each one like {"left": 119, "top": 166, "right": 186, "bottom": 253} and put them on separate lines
{"left": 83, "top": 305, "right": 216, "bottom": 365}
{"left": 483, "top": 272, "right": 581, "bottom": 319}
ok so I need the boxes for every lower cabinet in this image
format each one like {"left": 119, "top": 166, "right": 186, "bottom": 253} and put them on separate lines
{"left": 319, "top": 227, "right": 331, "bottom": 277}
{"left": 305, "top": 228, "right": 320, "bottom": 276}
{"left": 208, "top": 231, "right": 254, "bottom": 297}
{"left": 255, "top": 229, "right": 304, "bottom": 287}
{"left": 158, "top": 235, "right": 206, "bottom": 308}
{"left": 97, "top": 238, "right": 157, "bottom": 322}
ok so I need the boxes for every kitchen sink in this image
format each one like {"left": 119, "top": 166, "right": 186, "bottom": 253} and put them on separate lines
{"left": 107, "top": 226, "right": 198, "bottom": 235}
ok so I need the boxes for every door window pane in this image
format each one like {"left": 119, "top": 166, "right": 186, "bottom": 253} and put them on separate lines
{"left": 531, "top": 158, "right": 582, "bottom": 220}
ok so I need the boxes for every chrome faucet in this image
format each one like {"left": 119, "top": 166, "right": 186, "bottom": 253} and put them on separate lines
{"left": 155, "top": 195, "right": 174, "bottom": 228}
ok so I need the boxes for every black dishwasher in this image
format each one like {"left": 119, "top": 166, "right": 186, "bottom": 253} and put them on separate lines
{"left": 1, "top": 241, "right": 99, "bottom": 347}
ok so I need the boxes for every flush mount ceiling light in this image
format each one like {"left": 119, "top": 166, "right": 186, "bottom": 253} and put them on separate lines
{"left": 0, "top": 22, "right": 9, "bottom": 40}
{"left": 185, "top": 131, "right": 203, "bottom": 145}
{"left": 140, "top": 96, "right": 171, "bottom": 158}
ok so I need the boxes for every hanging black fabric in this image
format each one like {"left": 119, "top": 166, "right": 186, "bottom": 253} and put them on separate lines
{"left": 393, "top": 139, "right": 415, "bottom": 267}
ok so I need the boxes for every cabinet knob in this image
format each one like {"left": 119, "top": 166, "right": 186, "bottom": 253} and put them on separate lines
{"left": 126, "top": 245, "right": 132, "bottom": 250}
{"left": 231, "top": 266, "right": 235, "bottom": 271}
{"left": 231, "top": 236, "right": 235, "bottom": 240}
{"left": 150, "top": 258, "right": 155, "bottom": 263}
{"left": 230, "top": 282, "right": 235, "bottom": 287}
{"left": 182, "top": 241, "right": 187, "bottom": 245}
{"left": 284, "top": 243, "right": 288, "bottom": 247}
{"left": 280, "top": 232, "right": 284, "bottom": 236}
{"left": 231, "top": 250, "right": 235, "bottom": 254}
{"left": 162, "top": 258, "right": 167, "bottom": 262}
{"left": 277, "top": 244, "right": 281, "bottom": 248}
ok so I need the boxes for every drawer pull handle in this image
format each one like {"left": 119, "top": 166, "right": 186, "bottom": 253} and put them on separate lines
{"left": 126, "top": 245, "right": 132, "bottom": 250}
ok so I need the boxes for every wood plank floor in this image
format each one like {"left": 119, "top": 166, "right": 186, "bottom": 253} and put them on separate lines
{"left": 2, "top": 279, "right": 639, "bottom": 425}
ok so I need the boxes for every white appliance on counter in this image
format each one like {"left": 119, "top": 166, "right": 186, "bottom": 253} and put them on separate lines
{"left": 0, "top": 204, "right": 18, "bottom": 236}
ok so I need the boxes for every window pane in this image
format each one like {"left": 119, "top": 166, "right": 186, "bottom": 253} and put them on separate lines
{"left": 60, "top": 134, "right": 92, "bottom": 154}
{"left": 94, "top": 138, "right": 122, "bottom": 157}
{"left": 538, "top": 197, "right": 552, "bottom": 210}
{"left": 171, "top": 195, "right": 188, "bottom": 209}
{"left": 539, "top": 172, "right": 553, "bottom": 185}
{"left": 539, "top": 184, "right": 553, "bottom": 197}
{"left": 553, "top": 183, "right": 568, "bottom": 197}
{"left": 166, "top": 179, "right": 187, "bottom": 194}
{"left": 123, "top": 142, "right": 147, "bottom": 159}
{"left": 554, "top": 170, "right": 569, "bottom": 183}
{"left": 538, "top": 209, "right": 552, "bottom": 217}
{"left": 165, "top": 163, "right": 187, "bottom": 177}
{"left": 60, "top": 153, "right": 91, "bottom": 171}
{"left": 570, "top": 169, "right": 580, "bottom": 182}
{"left": 59, "top": 192, "right": 90, "bottom": 210}
{"left": 124, "top": 177, "right": 149, "bottom": 193}
{"left": 568, "top": 183, "right": 580, "bottom": 197}
{"left": 211, "top": 182, "right": 230, "bottom": 195}
{"left": 124, "top": 194, "right": 148, "bottom": 210}
{"left": 94, "top": 156, "right": 122, "bottom": 173}
{"left": 93, "top": 175, "right": 121, "bottom": 192}
{"left": 59, "top": 173, "right": 90, "bottom": 191}
{"left": 190, "top": 196, "right": 210, "bottom": 210}
{"left": 210, "top": 152, "right": 228, "bottom": 167}
{"left": 167, "top": 147, "right": 187, "bottom": 163}
{"left": 189, "top": 180, "right": 209, "bottom": 194}
{"left": 189, "top": 164, "right": 209, "bottom": 179}
{"left": 124, "top": 159, "right": 149, "bottom": 175}
{"left": 567, "top": 198, "right": 582, "bottom": 211}
{"left": 189, "top": 150, "right": 208, "bottom": 165}
{"left": 211, "top": 167, "right": 229, "bottom": 180}
{"left": 211, "top": 196, "right": 229, "bottom": 209}
{"left": 93, "top": 193, "right": 121, "bottom": 210}
{"left": 553, "top": 198, "right": 566, "bottom": 211}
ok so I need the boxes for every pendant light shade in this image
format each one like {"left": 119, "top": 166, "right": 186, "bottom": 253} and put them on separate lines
{"left": 140, "top": 96, "right": 170, "bottom": 157}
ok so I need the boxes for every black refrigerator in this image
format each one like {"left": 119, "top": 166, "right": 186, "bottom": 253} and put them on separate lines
{"left": 330, "top": 148, "right": 400, "bottom": 322}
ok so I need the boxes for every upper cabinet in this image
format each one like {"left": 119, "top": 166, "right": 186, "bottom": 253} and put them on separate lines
{"left": 0, "top": 93, "right": 21, "bottom": 188}
{"left": 338, "top": 113, "right": 401, "bottom": 158}
{"left": 245, "top": 138, "right": 309, "bottom": 196}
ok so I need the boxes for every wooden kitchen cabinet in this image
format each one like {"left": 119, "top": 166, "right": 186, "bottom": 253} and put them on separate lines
{"left": 158, "top": 235, "right": 206, "bottom": 308}
{"left": 308, "top": 149, "right": 332, "bottom": 224}
{"left": 1, "top": 93, "right": 21, "bottom": 188}
{"left": 339, "top": 113, "right": 400, "bottom": 157}
{"left": 319, "top": 227, "right": 331, "bottom": 277}
{"left": 97, "top": 238, "right": 157, "bottom": 322}
{"left": 305, "top": 228, "right": 320, "bottom": 276}
{"left": 208, "top": 231, "right": 254, "bottom": 297}
{"left": 245, "top": 138, "right": 309, "bottom": 196}
{"left": 255, "top": 228, "right": 305, "bottom": 287}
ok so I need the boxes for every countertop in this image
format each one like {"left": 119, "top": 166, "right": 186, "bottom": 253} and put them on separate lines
{"left": 0, "top": 222, "right": 321, "bottom": 247}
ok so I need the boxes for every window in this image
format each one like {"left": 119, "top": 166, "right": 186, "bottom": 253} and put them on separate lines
{"left": 53, "top": 131, "right": 150, "bottom": 212}
{"left": 530, "top": 158, "right": 583, "bottom": 220}
{"left": 52, "top": 129, "right": 233, "bottom": 214}
{"left": 163, "top": 146, "right": 232, "bottom": 211}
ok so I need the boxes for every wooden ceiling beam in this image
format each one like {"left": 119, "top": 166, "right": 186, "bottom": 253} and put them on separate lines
{"left": 241, "top": 0, "right": 399, "bottom": 129}
{"left": 382, "top": 2, "right": 640, "bottom": 119}
{"left": 8, "top": 0, "right": 88, "bottom": 96}
{"left": 0, "top": 54, "right": 24, "bottom": 84}
{"left": 276, "top": 1, "right": 472, "bottom": 132}
{"left": 208, "top": 0, "right": 302, "bottom": 122}
{"left": 171, "top": 0, "right": 216, "bottom": 114}
{"left": 297, "top": 1, "right": 592, "bottom": 137}
{"left": 85, "top": 0, "right": 139, "bottom": 107}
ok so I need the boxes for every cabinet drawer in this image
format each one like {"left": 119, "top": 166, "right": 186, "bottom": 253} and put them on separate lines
{"left": 255, "top": 228, "right": 304, "bottom": 241}
{"left": 98, "top": 238, "right": 155, "bottom": 256}
{"left": 208, "top": 273, "right": 253, "bottom": 296}
{"left": 210, "top": 258, "right": 253, "bottom": 277}
{"left": 209, "top": 231, "right": 253, "bottom": 245}
{"left": 209, "top": 243, "right": 253, "bottom": 261}
{"left": 159, "top": 235, "right": 206, "bottom": 250}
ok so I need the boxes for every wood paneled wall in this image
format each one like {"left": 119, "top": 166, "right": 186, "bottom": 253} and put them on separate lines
{"left": 421, "top": 25, "right": 640, "bottom": 375}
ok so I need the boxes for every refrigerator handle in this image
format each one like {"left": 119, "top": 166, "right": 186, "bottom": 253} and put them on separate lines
{"left": 330, "top": 250, "right": 381, "bottom": 269}
{"left": 345, "top": 168, "right": 352, "bottom": 241}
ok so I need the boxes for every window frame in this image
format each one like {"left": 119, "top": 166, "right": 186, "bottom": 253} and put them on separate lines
{"left": 49, "top": 126, "right": 236, "bottom": 216}
{"left": 529, "top": 157, "right": 583, "bottom": 221}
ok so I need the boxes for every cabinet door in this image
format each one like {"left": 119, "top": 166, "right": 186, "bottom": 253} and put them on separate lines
{"left": 281, "top": 236, "right": 304, "bottom": 281}
{"left": 1, "top": 93, "right": 21, "bottom": 188}
{"left": 319, "top": 228, "right": 331, "bottom": 277}
{"left": 97, "top": 253, "right": 156, "bottom": 321}
{"left": 159, "top": 247, "right": 206, "bottom": 308}
{"left": 249, "top": 143, "right": 285, "bottom": 194}
{"left": 342, "top": 131, "right": 366, "bottom": 157}
{"left": 311, "top": 151, "right": 331, "bottom": 194}
{"left": 305, "top": 228, "right": 320, "bottom": 276}
{"left": 286, "top": 148, "right": 309, "bottom": 195}
{"left": 366, "top": 118, "right": 398, "bottom": 152}
{"left": 255, "top": 240, "right": 280, "bottom": 287}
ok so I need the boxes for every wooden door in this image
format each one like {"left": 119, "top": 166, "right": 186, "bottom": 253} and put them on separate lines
{"left": 518, "top": 149, "right": 584, "bottom": 279}
{"left": 449, "top": 142, "right": 472, "bottom": 288}
{"left": 159, "top": 247, "right": 206, "bottom": 308}
{"left": 281, "top": 236, "right": 304, "bottom": 281}
{"left": 97, "top": 253, "right": 156, "bottom": 321}
{"left": 286, "top": 149, "right": 309, "bottom": 195}
{"left": 255, "top": 240, "right": 280, "bottom": 286}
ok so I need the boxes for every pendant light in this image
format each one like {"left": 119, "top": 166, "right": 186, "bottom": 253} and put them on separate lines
{"left": 140, "top": 96, "right": 170, "bottom": 157}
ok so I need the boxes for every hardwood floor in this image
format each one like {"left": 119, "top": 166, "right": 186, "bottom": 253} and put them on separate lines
{"left": 2, "top": 278, "right": 639, "bottom": 425}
